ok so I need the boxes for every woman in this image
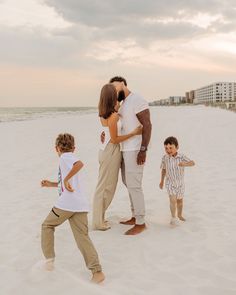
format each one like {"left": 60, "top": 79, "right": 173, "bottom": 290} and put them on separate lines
{"left": 92, "top": 84, "right": 142, "bottom": 230}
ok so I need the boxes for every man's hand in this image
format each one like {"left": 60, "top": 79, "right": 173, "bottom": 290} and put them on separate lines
{"left": 64, "top": 179, "right": 74, "bottom": 192}
{"left": 101, "top": 131, "right": 105, "bottom": 144}
{"left": 137, "top": 151, "right": 146, "bottom": 165}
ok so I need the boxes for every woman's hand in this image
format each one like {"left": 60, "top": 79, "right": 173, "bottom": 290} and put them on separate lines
{"left": 159, "top": 181, "right": 164, "bottom": 189}
{"left": 132, "top": 125, "right": 143, "bottom": 136}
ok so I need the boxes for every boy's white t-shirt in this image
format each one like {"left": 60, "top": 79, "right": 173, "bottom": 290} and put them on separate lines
{"left": 118, "top": 93, "right": 149, "bottom": 151}
{"left": 55, "top": 152, "right": 89, "bottom": 212}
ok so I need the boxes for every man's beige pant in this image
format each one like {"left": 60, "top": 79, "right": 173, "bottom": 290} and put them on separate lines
{"left": 92, "top": 143, "right": 121, "bottom": 230}
{"left": 121, "top": 150, "right": 145, "bottom": 225}
{"left": 41, "top": 207, "right": 102, "bottom": 274}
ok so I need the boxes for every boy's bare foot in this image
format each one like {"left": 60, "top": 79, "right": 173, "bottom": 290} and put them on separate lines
{"left": 44, "top": 258, "right": 54, "bottom": 271}
{"left": 170, "top": 217, "right": 180, "bottom": 226}
{"left": 120, "top": 217, "right": 136, "bottom": 225}
{"left": 178, "top": 216, "right": 186, "bottom": 221}
{"left": 124, "top": 224, "right": 146, "bottom": 235}
{"left": 91, "top": 271, "right": 105, "bottom": 284}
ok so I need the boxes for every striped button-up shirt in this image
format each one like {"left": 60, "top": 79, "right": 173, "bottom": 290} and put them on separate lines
{"left": 160, "top": 153, "right": 191, "bottom": 197}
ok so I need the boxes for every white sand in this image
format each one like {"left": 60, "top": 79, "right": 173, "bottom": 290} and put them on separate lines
{"left": 1, "top": 106, "right": 236, "bottom": 295}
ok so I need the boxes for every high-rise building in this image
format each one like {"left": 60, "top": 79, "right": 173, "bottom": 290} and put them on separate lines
{"left": 185, "top": 91, "right": 195, "bottom": 103}
{"left": 189, "top": 90, "right": 195, "bottom": 103}
{"left": 169, "top": 96, "right": 186, "bottom": 104}
{"left": 194, "top": 82, "right": 236, "bottom": 104}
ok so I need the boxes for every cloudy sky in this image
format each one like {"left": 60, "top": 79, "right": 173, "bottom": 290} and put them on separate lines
{"left": 0, "top": 0, "right": 236, "bottom": 107}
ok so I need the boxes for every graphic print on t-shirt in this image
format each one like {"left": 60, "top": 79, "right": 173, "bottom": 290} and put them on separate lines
{"left": 58, "top": 166, "right": 63, "bottom": 196}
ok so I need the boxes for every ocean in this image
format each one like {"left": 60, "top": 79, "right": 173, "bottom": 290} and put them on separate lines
{"left": 0, "top": 107, "right": 97, "bottom": 123}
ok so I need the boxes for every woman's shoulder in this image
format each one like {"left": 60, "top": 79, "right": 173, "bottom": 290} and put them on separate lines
{"left": 107, "top": 112, "right": 119, "bottom": 122}
{"left": 100, "top": 117, "right": 108, "bottom": 127}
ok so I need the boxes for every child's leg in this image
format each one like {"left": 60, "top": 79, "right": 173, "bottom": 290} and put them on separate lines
{"left": 169, "top": 195, "right": 177, "bottom": 218}
{"left": 69, "top": 212, "right": 104, "bottom": 282}
{"left": 41, "top": 207, "right": 73, "bottom": 260}
{"left": 177, "top": 198, "right": 186, "bottom": 221}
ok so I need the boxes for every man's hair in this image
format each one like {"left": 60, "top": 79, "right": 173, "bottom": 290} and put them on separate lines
{"left": 55, "top": 133, "right": 75, "bottom": 152}
{"left": 164, "top": 136, "right": 179, "bottom": 147}
{"left": 98, "top": 84, "right": 117, "bottom": 119}
{"left": 109, "top": 76, "right": 127, "bottom": 86}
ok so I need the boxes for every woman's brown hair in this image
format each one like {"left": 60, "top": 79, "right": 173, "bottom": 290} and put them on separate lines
{"left": 98, "top": 84, "right": 117, "bottom": 119}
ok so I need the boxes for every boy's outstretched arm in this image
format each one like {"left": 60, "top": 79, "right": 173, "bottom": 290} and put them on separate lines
{"left": 41, "top": 180, "right": 58, "bottom": 187}
{"left": 159, "top": 168, "right": 166, "bottom": 189}
{"left": 64, "top": 161, "right": 84, "bottom": 192}
{"left": 179, "top": 160, "right": 195, "bottom": 167}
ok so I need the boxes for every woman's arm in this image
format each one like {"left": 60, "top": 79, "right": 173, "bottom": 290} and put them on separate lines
{"left": 108, "top": 113, "right": 141, "bottom": 144}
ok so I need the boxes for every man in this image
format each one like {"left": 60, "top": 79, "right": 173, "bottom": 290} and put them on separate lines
{"left": 109, "top": 76, "right": 152, "bottom": 235}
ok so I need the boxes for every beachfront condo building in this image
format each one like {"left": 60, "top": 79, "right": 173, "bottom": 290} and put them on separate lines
{"left": 169, "top": 96, "right": 186, "bottom": 104}
{"left": 185, "top": 90, "right": 195, "bottom": 103}
{"left": 194, "top": 82, "right": 236, "bottom": 104}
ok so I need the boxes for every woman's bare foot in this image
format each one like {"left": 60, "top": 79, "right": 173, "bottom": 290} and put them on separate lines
{"left": 178, "top": 216, "right": 186, "bottom": 221}
{"left": 120, "top": 217, "right": 136, "bottom": 225}
{"left": 91, "top": 271, "right": 105, "bottom": 284}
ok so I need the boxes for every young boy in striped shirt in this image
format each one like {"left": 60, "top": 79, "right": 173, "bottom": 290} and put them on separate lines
{"left": 159, "top": 136, "right": 195, "bottom": 226}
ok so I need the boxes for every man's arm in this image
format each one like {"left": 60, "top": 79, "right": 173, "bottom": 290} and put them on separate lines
{"left": 136, "top": 109, "right": 152, "bottom": 165}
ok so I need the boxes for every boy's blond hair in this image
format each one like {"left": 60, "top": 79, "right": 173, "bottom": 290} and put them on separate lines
{"left": 55, "top": 133, "right": 75, "bottom": 152}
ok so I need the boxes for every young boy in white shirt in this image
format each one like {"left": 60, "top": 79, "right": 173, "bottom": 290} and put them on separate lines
{"left": 159, "top": 136, "right": 195, "bottom": 226}
{"left": 41, "top": 133, "right": 105, "bottom": 283}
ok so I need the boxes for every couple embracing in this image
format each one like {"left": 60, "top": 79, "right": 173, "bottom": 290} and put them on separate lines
{"left": 92, "top": 76, "right": 152, "bottom": 235}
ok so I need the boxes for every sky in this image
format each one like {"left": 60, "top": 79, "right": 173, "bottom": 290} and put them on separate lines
{"left": 0, "top": 0, "right": 236, "bottom": 107}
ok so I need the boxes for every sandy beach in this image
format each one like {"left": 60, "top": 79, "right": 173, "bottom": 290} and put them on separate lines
{"left": 1, "top": 105, "right": 236, "bottom": 295}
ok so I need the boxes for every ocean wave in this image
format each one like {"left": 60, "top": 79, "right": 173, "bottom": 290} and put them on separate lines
{"left": 0, "top": 107, "right": 97, "bottom": 123}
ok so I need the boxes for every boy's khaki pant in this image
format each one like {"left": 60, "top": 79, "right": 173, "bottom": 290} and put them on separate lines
{"left": 41, "top": 207, "right": 102, "bottom": 274}
{"left": 92, "top": 143, "right": 121, "bottom": 229}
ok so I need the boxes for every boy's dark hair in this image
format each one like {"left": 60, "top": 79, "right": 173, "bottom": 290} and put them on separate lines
{"left": 55, "top": 133, "right": 75, "bottom": 152}
{"left": 109, "top": 76, "right": 127, "bottom": 86}
{"left": 164, "top": 136, "right": 179, "bottom": 147}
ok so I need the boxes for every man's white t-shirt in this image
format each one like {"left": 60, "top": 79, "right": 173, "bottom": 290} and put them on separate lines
{"left": 55, "top": 152, "right": 90, "bottom": 212}
{"left": 118, "top": 93, "right": 149, "bottom": 151}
